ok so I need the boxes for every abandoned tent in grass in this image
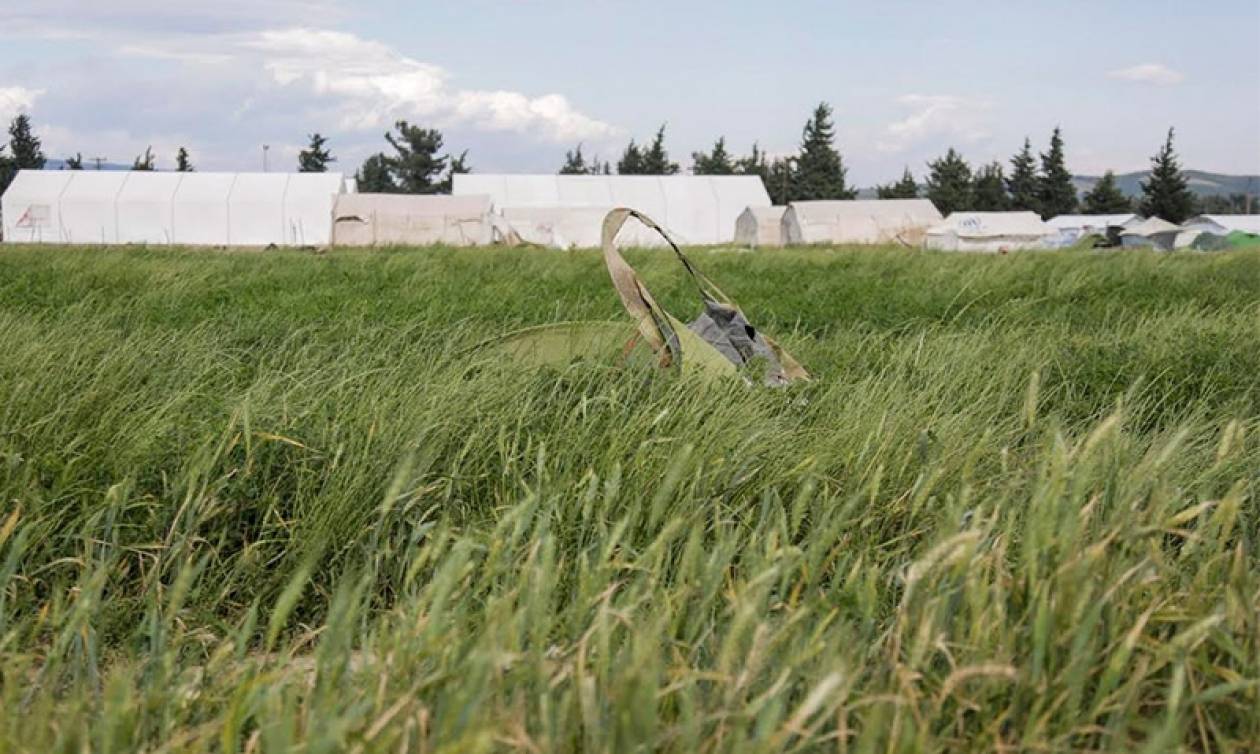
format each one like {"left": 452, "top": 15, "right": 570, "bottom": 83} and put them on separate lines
{"left": 782, "top": 199, "right": 942, "bottom": 246}
{"left": 924, "top": 211, "right": 1055, "bottom": 252}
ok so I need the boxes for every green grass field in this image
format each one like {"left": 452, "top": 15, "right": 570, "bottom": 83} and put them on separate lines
{"left": 0, "top": 243, "right": 1257, "bottom": 752}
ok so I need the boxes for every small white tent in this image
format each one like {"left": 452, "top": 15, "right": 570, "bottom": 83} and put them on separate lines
{"left": 332, "top": 194, "right": 492, "bottom": 246}
{"left": 1181, "top": 215, "right": 1260, "bottom": 235}
{"left": 734, "top": 207, "right": 787, "bottom": 247}
{"left": 781, "top": 199, "right": 942, "bottom": 246}
{"left": 1, "top": 170, "right": 74, "bottom": 243}
{"left": 925, "top": 212, "right": 1055, "bottom": 252}
{"left": 1119, "top": 217, "right": 1180, "bottom": 248}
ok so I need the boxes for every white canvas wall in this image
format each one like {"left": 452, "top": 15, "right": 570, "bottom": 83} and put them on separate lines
{"left": 117, "top": 173, "right": 184, "bottom": 244}
{"left": 172, "top": 173, "right": 237, "bottom": 246}
{"left": 58, "top": 172, "right": 131, "bottom": 245}
{"left": 228, "top": 174, "right": 289, "bottom": 246}
{"left": 1, "top": 170, "right": 73, "bottom": 243}
{"left": 499, "top": 206, "right": 611, "bottom": 249}
{"left": 332, "top": 194, "right": 491, "bottom": 246}
{"left": 925, "top": 212, "right": 1055, "bottom": 252}
{"left": 734, "top": 207, "right": 786, "bottom": 247}
{"left": 783, "top": 200, "right": 943, "bottom": 246}
{"left": 283, "top": 173, "right": 344, "bottom": 246}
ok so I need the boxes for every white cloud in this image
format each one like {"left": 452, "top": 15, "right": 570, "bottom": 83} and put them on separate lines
{"left": 0, "top": 1, "right": 344, "bottom": 37}
{"left": 1108, "top": 63, "right": 1185, "bottom": 86}
{"left": 876, "top": 94, "right": 992, "bottom": 154}
{"left": 0, "top": 86, "right": 42, "bottom": 123}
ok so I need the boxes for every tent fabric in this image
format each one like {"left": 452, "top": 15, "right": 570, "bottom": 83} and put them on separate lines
{"left": 453, "top": 174, "right": 771, "bottom": 246}
{"left": 1225, "top": 231, "right": 1260, "bottom": 248}
{"left": 0, "top": 170, "right": 74, "bottom": 243}
{"left": 1120, "top": 216, "right": 1180, "bottom": 238}
{"left": 734, "top": 206, "right": 787, "bottom": 247}
{"left": 498, "top": 206, "right": 610, "bottom": 249}
{"left": 1181, "top": 215, "right": 1260, "bottom": 235}
{"left": 924, "top": 211, "right": 1055, "bottom": 252}
{"left": 332, "top": 194, "right": 492, "bottom": 246}
{"left": 781, "top": 199, "right": 943, "bottom": 246}
{"left": 2, "top": 169, "right": 348, "bottom": 246}
{"left": 1046, "top": 213, "right": 1140, "bottom": 247}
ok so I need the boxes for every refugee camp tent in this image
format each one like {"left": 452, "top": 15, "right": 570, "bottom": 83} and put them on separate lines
{"left": 924, "top": 212, "right": 1055, "bottom": 252}
{"left": 498, "top": 206, "right": 611, "bottom": 249}
{"left": 453, "top": 174, "right": 771, "bottom": 246}
{"left": 171, "top": 173, "right": 238, "bottom": 246}
{"left": 734, "top": 206, "right": 787, "bottom": 247}
{"left": 58, "top": 171, "right": 131, "bottom": 245}
{"left": 332, "top": 194, "right": 493, "bottom": 246}
{"left": 1046, "top": 214, "right": 1140, "bottom": 246}
{"left": 1120, "top": 217, "right": 1180, "bottom": 248}
{"left": 283, "top": 173, "right": 351, "bottom": 246}
{"left": 781, "top": 199, "right": 942, "bottom": 246}
{"left": 0, "top": 169, "right": 74, "bottom": 243}
{"left": 116, "top": 172, "right": 184, "bottom": 244}
{"left": 1181, "top": 215, "right": 1260, "bottom": 236}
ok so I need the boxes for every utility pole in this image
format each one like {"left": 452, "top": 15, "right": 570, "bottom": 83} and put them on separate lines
{"left": 91, "top": 156, "right": 107, "bottom": 171}
{"left": 262, "top": 144, "right": 270, "bottom": 173}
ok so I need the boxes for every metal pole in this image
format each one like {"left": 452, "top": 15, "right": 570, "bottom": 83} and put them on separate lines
{"left": 263, "top": 145, "right": 270, "bottom": 173}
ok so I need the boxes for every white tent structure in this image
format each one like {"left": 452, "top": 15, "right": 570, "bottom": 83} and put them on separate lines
{"left": 925, "top": 212, "right": 1055, "bottom": 252}
{"left": 0, "top": 170, "right": 74, "bottom": 243}
{"left": 453, "top": 174, "right": 771, "bottom": 247}
{"left": 1119, "top": 217, "right": 1180, "bottom": 248}
{"left": 1046, "top": 214, "right": 1140, "bottom": 246}
{"left": 781, "top": 199, "right": 942, "bottom": 246}
{"left": 332, "top": 194, "right": 493, "bottom": 246}
{"left": 734, "top": 207, "right": 787, "bottom": 247}
{"left": 1, "top": 169, "right": 351, "bottom": 246}
{"left": 498, "top": 206, "right": 612, "bottom": 249}
{"left": 1181, "top": 215, "right": 1260, "bottom": 235}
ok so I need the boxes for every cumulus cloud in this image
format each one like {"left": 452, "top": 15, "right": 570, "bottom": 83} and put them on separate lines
{"left": 0, "top": 86, "right": 42, "bottom": 123}
{"left": 0, "top": 1, "right": 344, "bottom": 36}
{"left": 876, "top": 94, "right": 992, "bottom": 154}
{"left": 1108, "top": 63, "right": 1185, "bottom": 86}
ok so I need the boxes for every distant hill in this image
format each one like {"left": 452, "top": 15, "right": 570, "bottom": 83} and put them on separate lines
{"left": 1073, "top": 170, "right": 1258, "bottom": 199}
{"left": 43, "top": 159, "right": 131, "bottom": 171}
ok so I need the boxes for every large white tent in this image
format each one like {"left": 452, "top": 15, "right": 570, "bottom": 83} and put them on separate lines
{"left": 782, "top": 199, "right": 943, "bottom": 246}
{"left": 2, "top": 170, "right": 351, "bottom": 246}
{"left": 453, "top": 174, "right": 771, "bottom": 247}
{"left": 498, "top": 206, "right": 612, "bottom": 249}
{"left": 1119, "top": 217, "right": 1180, "bottom": 248}
{"left": 1181, "top": 215, "right": 1260, "bottom": 235}
{"left": 332, "top": 194, "right": 493, "bottom": 246}
{"left": 734, "top": 207, "right": 787, "bottom": 247}
{"left": 1046, "top": 213, "right": 1139, "bottom": 246}
{"left": 925, "top": 212, "right": 1055, "bottom": 252}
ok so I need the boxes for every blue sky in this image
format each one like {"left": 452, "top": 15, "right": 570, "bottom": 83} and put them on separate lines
{"left": 1, "top": 1, "right": 1257, "bottom": 184}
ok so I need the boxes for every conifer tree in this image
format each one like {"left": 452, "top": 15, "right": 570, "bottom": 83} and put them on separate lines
{"left": 383, "top": 121, "right": 453, "bottom": 194}
{"left": 8, "top": 114, "right": 45, "bottom": 170}
{"left": 559, "top": 144, "right": 589, "bottom": 174}
{"left": 175, "top": 147, "right": 194, "bottom": 172}
{"left": 792, "top": 102, "right": 855, "bottom": 200}
{"left": 765, "top": 158, "right": 795, "bottom": 205}
{"left": 1006, "top": 138, "right": 1039, "bottom": 214}
{"left": 691, "top": 136, "right": 736, "bottom": 175}
{"left": 877, "top": 167, "right": 919, "bottom": 199}
{"left": 298, "top": 133, "right": 335, "bottom": 173}
{"left": 132, "top": 147, "right": 156, "bottom": 171}
{"left": 1036, "top": 127, "right": 1078, "bottom": 218}
{"left": 617, "top": 140, "right": 646, "bottom": 175}
{"left": 356, "top": 153, "right": 397, "bottom": 193}
{"left": 437, "top": 150, "right": 470, "bottom": 193}
{"left": 925, "top": 148, "right": 973, "bottom": 215}
{"left": 641, "top": 124, "right": 679, "bottom": 175}
{"left": 1082, "top": 171, "right": 1133, "bottom": 214}
{"left": 65, "top": 153, "right": 84, "bottom": 170}
{"left": 1138, "top": 128, "right": 1196, "bottom": 223}
{"left": 972, "top": 162, "right": 1010, "bottom": 211}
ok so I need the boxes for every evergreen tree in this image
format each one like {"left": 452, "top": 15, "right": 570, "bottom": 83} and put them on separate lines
{"left": 437, "top": 150, "right": 470, "bottom": 193}
{"left": 876, "top": 167, "right": 918, "bottom": 199}
{"left": 734, "top": 143, "right": 768, "bottom": 178}
{"left": 617, "top": 140, "right": 646, "bottom": 175}
{"left": 972, "top": 162, "right": 1010, "bottom": 211}
{"left": 0, "top": 146, "right": 11, "bottom": 197}
{"left": 383, "top": 121, "right": 453, "bottom": 194}
{"left": 1006, "top": 138, "right": 1039, "bottom": 214}
{"left": 792, "top": 102, "right": 855, "bottom": 200}
{"left": 559, "top": 144, "right": 589, "bottom": 175}
{"left": 925, "top": 148, "right": 973, "bottom": 215}
{"left": 641, "top": 124, "right": 679, "bottom": 175}
{"left": 356, "top": 153, "right": 397, "bottom": 193}
{"left": 65, "top": 153, "right": 84, "bottom": 170}
{"left": 1138, "top": 128, "right": 1196, "bottom": 223}
{"left": 175, "top": 147, "right": 194, "bottom": 172}
{"left": 765, "top": 158, "right": 795, "bottom": 206}
{"left": 298, "top": 133, "right": 335, "bottom": 173}
{"left": 1036, "top": 127, "right": 1078, "bottom": 218}
{"left": 691, "top": 136, "right": 736, "bottom": 175}
{"left": 132, "top": 147, "right": 156, "bottom": 171}
{"left": 8, "top": 114, "right": 46, "bottom": 170}
{"left": 1081, "top": 171, "right": 1133, "bottom": 214}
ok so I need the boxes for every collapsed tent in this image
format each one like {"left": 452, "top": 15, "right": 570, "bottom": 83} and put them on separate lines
{"left": 1120, "top": 217, "right": 1181, "bottom": 248}
{"left": 734, "top": 206, "right": 787, "bottom": 247}
{"left": 453, "top": 174, "right": 771, "bottom": 247}
{"left": 782, "top": 199, "right": 943, "bottom": 246}
{"left": 1046, "top": 213, "right": 1140, "bottom": 247}
{"left": 924, "top": 212, "right": 1055, "bottom": 252}
{"left": 1181, "top": 215, "right": 1260, "bottom": 236}
{"left": 332, "top": 194, "right": 492, "bottom": 246}
{"left": 1, "top": 169, "right": 353, "bottom": 246}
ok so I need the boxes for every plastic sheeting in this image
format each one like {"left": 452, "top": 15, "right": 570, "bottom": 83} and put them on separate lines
{"left": 332, "top": 194, "right": 492, "bottom": 246}
{"left": 925, "top": 212, "right": 1055, "bottom": 252}
{"left": 734, "top": 207, "right": 786, "bottom": 247}
{"left": 782, "top": 199, "right": 943, "bottom": 246}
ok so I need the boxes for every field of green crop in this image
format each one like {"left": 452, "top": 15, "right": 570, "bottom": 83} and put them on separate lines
{"left": 0, "top": 242, "right": 1257, "bottom": 752}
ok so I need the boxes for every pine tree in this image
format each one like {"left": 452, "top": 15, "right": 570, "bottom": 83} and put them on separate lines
{"left": 437, "top": 150, "right": 470, "bottom": 193}
{"left": 617, "top": 140, "right": 646, "bottom": 175}
{"left": 1082, "top": 171, "right": 1133, "bottom": 214}
{"left": 692, "top": 137, "right": 736, "bottom": 175}
{"left": 641, "top": 124, "right": 679, "bottom": 175}
{"left": 1036, "top": 127, "right": 1078, "bottom": 219}
{"left": 793, "top": 102, "right": 855, "bottom": 200}
{"left": 0, "top": 146, "right": 11, "bottom": 197}
{"left": 383, "top": 121, "right": 452, "bottom": 194}
{"left": 356, "top": 153, "right": 397, "bottom": 193}
{"left": 765, "top": 158, "right": 795, "bottom": 206}
{"left": 65, "top": 153, "right": 84, "bottom": 170}
{"left": 734, "top": 143, "right": 768, "bottom": 178}
{"left": 559, "top": 144, "right": 589, "bottom": 175}
{"left": 298, "top": 133, "right": 335, "bottom": 173}
{"left": 925, "top": 148, "right": 973, "bottom": 215}
{"left": 1138, "top": 128, "right": 1196, "bottom": 223}
{"left": 8, "top": 114, "right": 46, "bottom": 170}
{"left": 175, "top": 148, "right": 194, "bottom": 172}
{"left": 1006, "top": 138, "right": 1039, "bottom": 214}
{"left": 972, "top": 162, "right": 1010, "bottom": 211}
{"left": 877, "top": 167, "right": 919, "bottom": 199}
{"left": 132, "top": 147, "right": 156, "bottom": 171}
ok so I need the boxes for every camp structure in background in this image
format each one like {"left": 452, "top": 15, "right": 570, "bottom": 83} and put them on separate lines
{"left": 1119, "top": 216, "right": 1181, "bottom": 249}
{"left": 734, "top": 206, "right": 787, "bottom": 248}
{"left": 781, "top": 199, "right": 943, "bottom": 246}
{"left": 0, "top": 169, "right": 353, "bottom": 246}
{"left": 1181, "top": 214, "right": 1260, "bottom": 236}
{"left": 924, "top": 211, "right": 1055, "bottom": 252}
{"left": 1046, "top": 213, "right": 1140, "bottom": 247}
{"left": 497, "top": 206, "right": 612, "bottom": 249}
{"left": 332, "top": 194, "right": 493, "bottom": 246}
{"left": 453, "top": 174, "right": 771, "bottom": 247}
